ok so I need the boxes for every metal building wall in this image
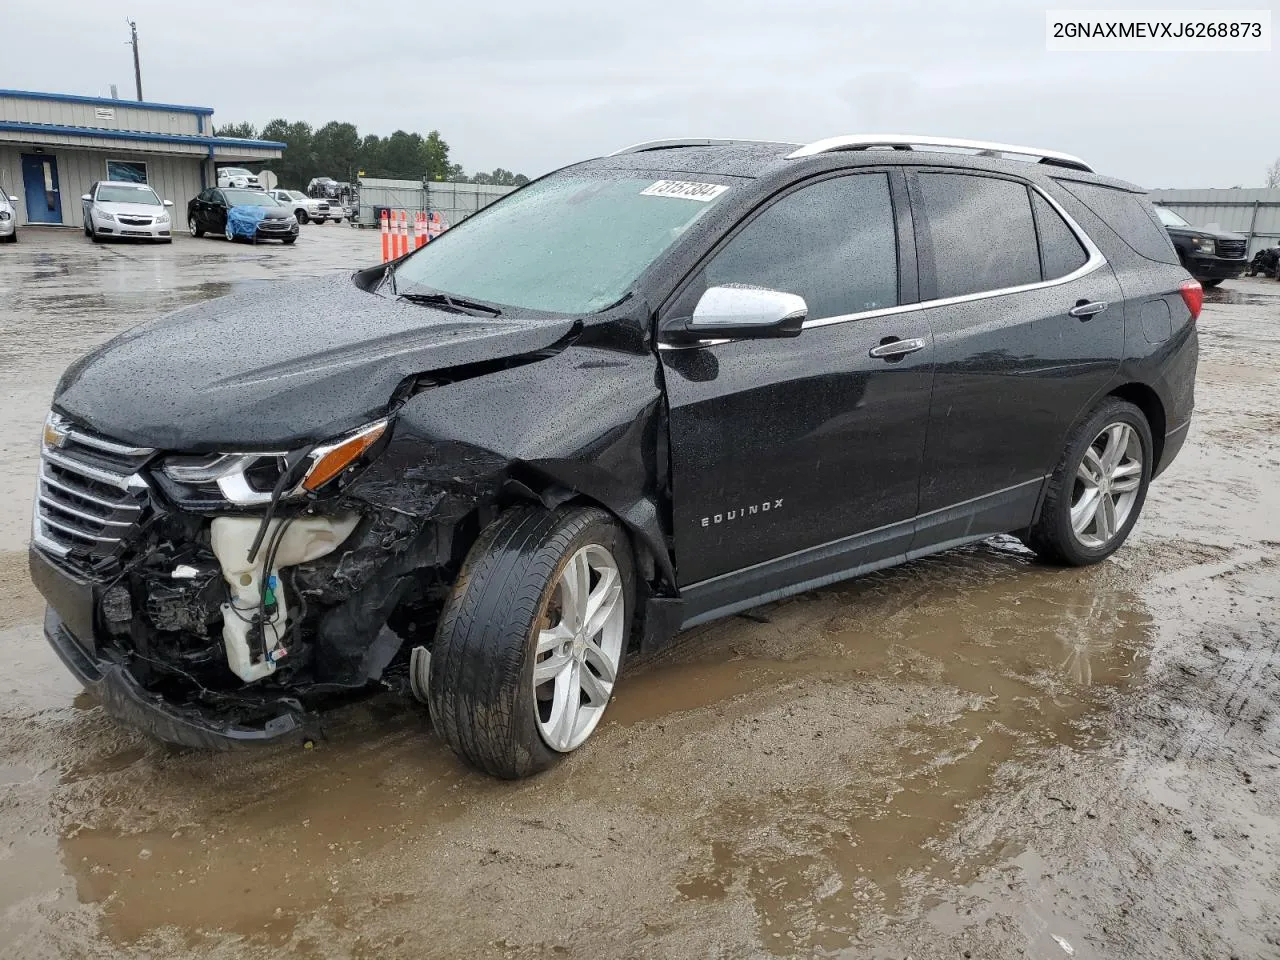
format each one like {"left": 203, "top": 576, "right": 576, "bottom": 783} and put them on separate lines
{"left": 0, "top": 94, "right": 205, "bottom": 136}
{"left": 0, "top": 145, "right": 205, "bottom": 228}
{"left": 1149, "top": 188, "right": 1280, "bottom": 259}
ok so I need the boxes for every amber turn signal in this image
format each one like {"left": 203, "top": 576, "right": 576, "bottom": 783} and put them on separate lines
{"left": 301, "top": 421, "right": 387, "bottom": 492}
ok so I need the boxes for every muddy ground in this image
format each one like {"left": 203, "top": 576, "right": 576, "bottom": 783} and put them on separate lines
{"left": 1, "top": 227, "right": 1278, "bottom": 960}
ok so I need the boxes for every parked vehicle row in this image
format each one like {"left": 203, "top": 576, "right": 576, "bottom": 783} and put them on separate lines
{"left": 30, "top": 135, "right": 1200, "bottom": 779}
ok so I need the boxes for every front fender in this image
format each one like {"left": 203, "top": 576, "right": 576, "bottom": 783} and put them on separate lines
{"left": 349, "top": 345, "right": 673, "bottom": 584}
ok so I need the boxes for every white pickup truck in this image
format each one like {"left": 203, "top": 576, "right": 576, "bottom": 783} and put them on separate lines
{"left": 267, "top": 189, "right": 345, "bottom": 225}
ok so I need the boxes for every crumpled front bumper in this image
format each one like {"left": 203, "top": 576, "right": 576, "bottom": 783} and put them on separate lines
{"left": 43, "top": 606, "right": 315, "bottom": 749}
{"left": 32, "top": 543, "right": 316, "bottom": 749}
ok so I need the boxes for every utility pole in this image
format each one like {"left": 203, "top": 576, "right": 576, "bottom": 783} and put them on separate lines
{"left": 127, "top": 19, "right": 143, "bottom": 101}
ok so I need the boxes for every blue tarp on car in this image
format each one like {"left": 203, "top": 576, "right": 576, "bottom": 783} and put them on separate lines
{"left": 226, "top": 206, "right": 267, "bottom": 240}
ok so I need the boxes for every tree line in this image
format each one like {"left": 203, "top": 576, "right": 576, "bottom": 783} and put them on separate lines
{"left": 214, "top": 119, "right": 529, "bottom": 189}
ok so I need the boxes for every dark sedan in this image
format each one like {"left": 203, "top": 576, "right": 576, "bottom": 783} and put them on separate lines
{"left": 187, "top": 188, "right": 299, "bottom": 244}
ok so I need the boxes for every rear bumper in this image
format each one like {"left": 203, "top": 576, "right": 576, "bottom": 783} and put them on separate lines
{"left": 31, "top": 545, "right": 316, "bottom": 749}
{"left": 1185, "top": 255, "right": 1246, "bottom": 280}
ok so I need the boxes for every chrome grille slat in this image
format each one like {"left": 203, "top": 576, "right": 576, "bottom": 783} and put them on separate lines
{"left": 39, "top": 467, "right": 142, "bottom": 511}
{"left": 42, "top": 447, "right": 143, "bottom": 491}
{"left": 38, "top": 495, "right": 135, "bottom": 528}
{"left": 38, "top": 514, "right": 120, "bottom": 543}
{"left": 33, "top": 417, "right": 153, "bottom": 567}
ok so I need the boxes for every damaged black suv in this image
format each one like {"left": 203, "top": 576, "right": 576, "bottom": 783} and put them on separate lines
{"left": 30, "top": 136, "right": 1199, "bottom": 778}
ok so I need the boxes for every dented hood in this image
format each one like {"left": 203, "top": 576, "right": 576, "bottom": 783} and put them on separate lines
{"left": 54, "top": 274, "right": 577, "bottom": 450}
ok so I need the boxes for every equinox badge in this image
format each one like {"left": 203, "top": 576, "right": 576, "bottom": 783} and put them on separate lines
{"left": 701, "top": 499, "right": 784, "bottom": 528}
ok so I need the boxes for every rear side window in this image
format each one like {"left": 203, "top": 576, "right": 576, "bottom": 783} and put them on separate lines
{"left": 916, "top": 173, "right": 1040, "bottom": 299}
{"left": 1032, "top": 192, "right": 1089, "bottom": 280}
{"left": 703, "top": 173, "right": 898, "bottom": 320}
{"left": 1055, "top": 180, "right": 1179, "bottom": 266}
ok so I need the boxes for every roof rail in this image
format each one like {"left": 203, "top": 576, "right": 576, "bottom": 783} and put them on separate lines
{"left": 609, "top": 138, "right": 800, "bottom": 157}
{"left": 784, "top": 135, "right": 1093, "bottom": 173}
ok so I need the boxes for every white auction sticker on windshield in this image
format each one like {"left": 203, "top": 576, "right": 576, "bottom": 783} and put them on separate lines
{"left": 640, "top": 180, "right": 729, "bottom": 202}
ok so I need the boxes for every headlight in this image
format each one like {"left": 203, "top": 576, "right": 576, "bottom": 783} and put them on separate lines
{"left": 1192, "top": 237, "right": 1215, "bottom": 255}
{"left": 286, "top": 215, "right": 298, "bottom": 225}
{"left": 160, "top": 420, "right": 388, "bottom": 505}
{"left": 156, "top": 212, "right": 170, "bottom": 224}
{"left": 95, "top": 209, "right": 116, "bottom": 222}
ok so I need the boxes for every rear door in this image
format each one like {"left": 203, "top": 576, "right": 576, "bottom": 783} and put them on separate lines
{"left": 660, "top": 169, "right": 935, "bottom": 598}
{"left": 908, "top": 169, "right": 1123, "bottom": 545}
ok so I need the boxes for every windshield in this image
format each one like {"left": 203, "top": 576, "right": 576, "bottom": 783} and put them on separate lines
{"left": 1155, "top": 205, "right": 1190, "bottom": 227}
{"left": 392, "top": 172, "right": 732, "bottom": 313}
{"left": 222, "top": 168, "right": 251, "bottom": 177}
{"left": 223, "top": 190, "right": 280, "bottom": 207}
{"left": 287, "top": 191, "right": 307, "bottom": 200}
{"left": 96, "top": 184, "right": 161, "bottom": 205}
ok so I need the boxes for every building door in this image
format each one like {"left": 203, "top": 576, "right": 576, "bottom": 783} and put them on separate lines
{"left": 21, "top": 154, "right": 62, "bottom": 223}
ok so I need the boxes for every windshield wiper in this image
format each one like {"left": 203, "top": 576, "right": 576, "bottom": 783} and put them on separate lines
{"left": 397, "top": 290, "right": 502, "bottom": 317}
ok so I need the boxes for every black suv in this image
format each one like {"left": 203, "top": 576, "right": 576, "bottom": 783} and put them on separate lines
{"left": 187, "top": 188, "right": 299, "bottom": 243}
{"left": 30, "top": 136, "right": 1199, "bottom": 778}
{"left": 1154, "top": 203, "right": 1248, "bottom": 287}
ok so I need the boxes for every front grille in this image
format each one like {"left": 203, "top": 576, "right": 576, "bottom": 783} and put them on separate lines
{"left": 317, "top": 203, "right": 330, "bottom": 211}
{"left": 118, "top": 216, "right": 153, "bottom": 226}
{"left": 1217, "top": 238, "right": 1247, "bottom": 259}
{"left": 258, "top": 221, "right": 290, "bottom": 231}
{"left": 32, "top": 415, "right": 154, "bottom": 568}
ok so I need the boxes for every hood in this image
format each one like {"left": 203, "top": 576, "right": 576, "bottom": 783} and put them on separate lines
{"left": 55, "top": 274, "right": 578, "bottom": 450}
{"left": 1166, "top": 224, "right": 1247, "bottom": 241}
{"left": 96, "top": 201, "right": 168, "bottom": 217}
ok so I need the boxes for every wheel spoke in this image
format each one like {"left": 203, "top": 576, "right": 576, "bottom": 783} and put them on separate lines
{"left": 1071, "top": 488, "right": 1101, "bottom": 534}
{"left": 1078, "top": 448, "right": 1105, "bottom": 487}
{"left": 559, "top": 552, "right": 590, "bottom": 632}
{"left": 581, "top": 640, "right": 618, "bottom": 686}
{"left": 536, "top": 621, "right": 573, "bottom": 655}
{"left": 1096, "top": 493, "right": 1117, "bottom": 540}
{"left": 578, "top": 661, "right": 612, "bottom": 707}
{"left": 583, "top": 572, "right": 621, "bottom": 641}
{"left": 546, "top": 662, "right": 581, "bottom": 749}
{"left": 1101, "top": 424, "right": 1131, "bottom": 472}
{"left": 1111, "top": 473, "right": 1142, "bottom": 494}
{"left": 533, "top": 649, "right": 573, "bottom": 685}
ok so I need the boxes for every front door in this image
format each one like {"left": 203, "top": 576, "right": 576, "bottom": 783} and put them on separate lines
{"left": 21, "top": 154, "right": 62, "bottom": 224}
{"left": 659, "top": 170, "right": 934, "bottom": 609}
{"left": 907, "top": 170, "right": 1124, "bottom": 544}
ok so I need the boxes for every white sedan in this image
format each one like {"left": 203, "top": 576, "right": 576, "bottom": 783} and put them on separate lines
{"left": 81, "top": 181, "right": 175, "bottom": 243}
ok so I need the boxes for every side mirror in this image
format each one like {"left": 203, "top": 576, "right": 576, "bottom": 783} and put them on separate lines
{"left": 6, "top": 196, "right": 16, "bottom": 203}
{"left": 163, "top": 199, "right": 174, "bottom": 207}
{"left": 666, "top": 285, "right": 808, "bottom": 343}
{"left": 81, "top": 194, "right": 92, "bottom": 201}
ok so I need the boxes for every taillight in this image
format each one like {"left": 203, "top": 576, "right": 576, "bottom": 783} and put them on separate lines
{"left": 1178, "top": 278, "right": 1203, "bottom": 322}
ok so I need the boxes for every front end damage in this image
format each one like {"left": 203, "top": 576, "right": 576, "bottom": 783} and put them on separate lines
{"left": 29, "top": 412, "right": 514, "bottom": 748}
{"left": 30, "top": 340, "right": 674, "bottom": 747}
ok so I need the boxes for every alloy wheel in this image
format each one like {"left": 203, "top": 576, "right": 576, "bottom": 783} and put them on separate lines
{"left": 532, "top": 544, "right": 625, "bottom": 752}
{"left": 188, "top": 217, "right": 198, "bottom": 236}
{"left": 1070, "top": 422, "right": 1143, "bottom": 548}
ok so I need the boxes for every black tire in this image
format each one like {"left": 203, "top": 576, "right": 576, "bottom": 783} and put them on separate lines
{"left": 1201, "top": 278, "right": 1222, "bottom": 288}
{"left": 428, "top": 506, "right": 635, "bottom": 779}
{"left": 83, "top": 221, "right": 91, "bottom": 237}
{"left": 90, "top": 226, "right": 103, "bottom": 243}
{"left": 2, "top": 231, "right": 14, "bottom": 243}
{"left": 1021, "top": 398, "right": 1153, "bottom": 566}
{"left": 189, "top": 216, "right": 204, "bottom": 238}
{"left": 295, "top": 209, "right": 309, "bottom": 224}
{"left": 224, "top": 223, "right": 236, "bottom": 242}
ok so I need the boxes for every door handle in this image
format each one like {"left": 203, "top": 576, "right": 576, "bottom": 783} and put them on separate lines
{"left": 869, "top": 337, "right": 926, "bottom": 360}
{"left": 1069, "top": 300, "right": 1108, "bottom": 319}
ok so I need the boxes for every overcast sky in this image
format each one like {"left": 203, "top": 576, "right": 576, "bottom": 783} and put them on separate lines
{"left": 5, "top": 1, "right": 1275, "bottom": 187}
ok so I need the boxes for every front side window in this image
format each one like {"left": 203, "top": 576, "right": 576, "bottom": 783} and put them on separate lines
{"left": 1032, "top": 192, "right": 1088, "bottom": 280}
{"left": 699, "top": 173, "right": 899, "bottom": 321}
{"left": 96, "top": 183, "right": 161, "bottom": 205}
{"left": 393, "top": 172, "right": 733, "bottom": 313}
{"left": 917, "top": 173, "right": 1041, "bottom": 299}
{"left": 106, "top": 159, "right": 147, "bottom": 183}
